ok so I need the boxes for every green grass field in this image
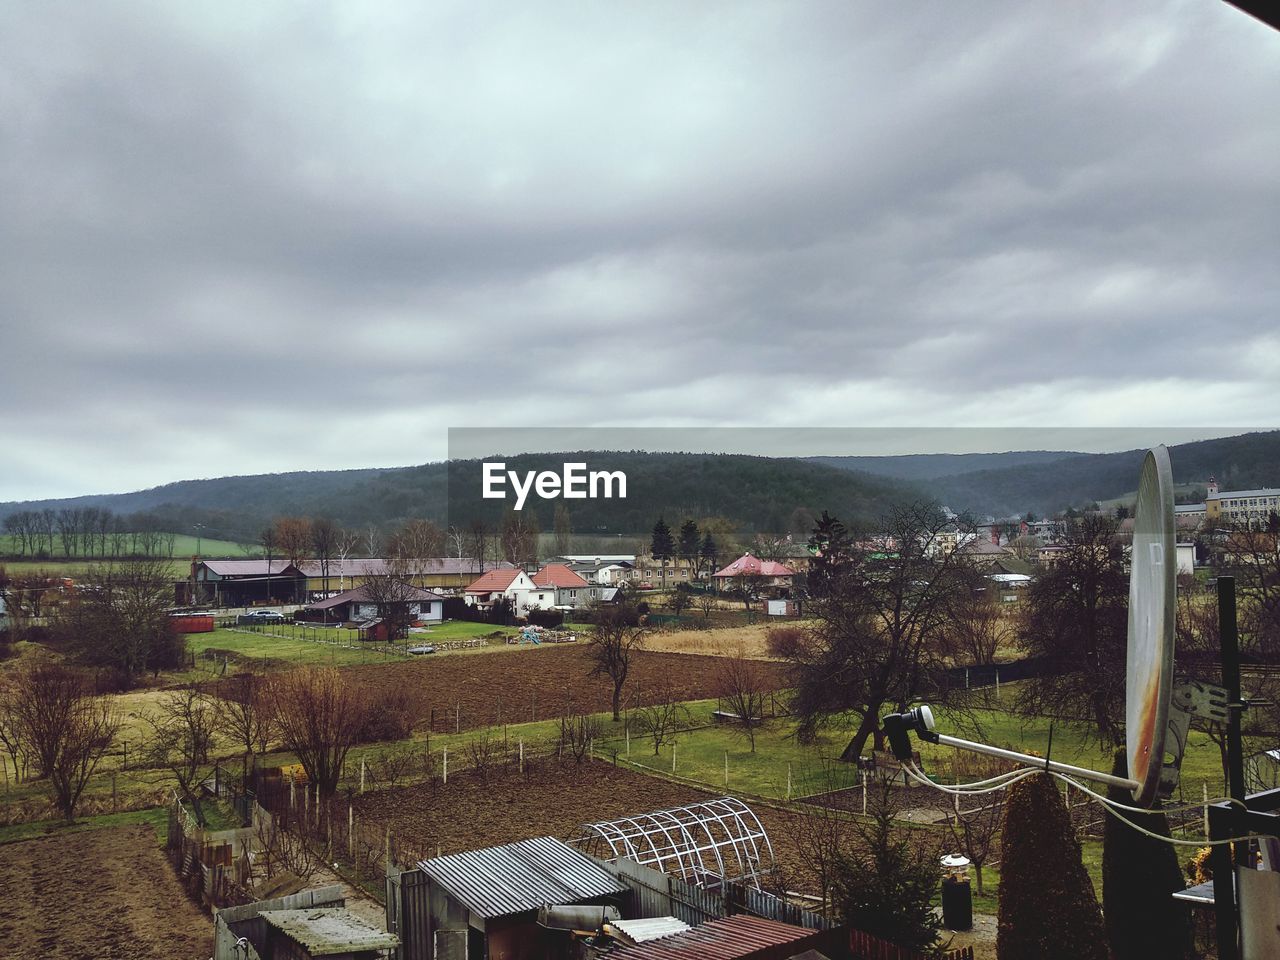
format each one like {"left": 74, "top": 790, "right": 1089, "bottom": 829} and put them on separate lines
{"left": 0, "top": 531, "right": 255, "bottom": 563}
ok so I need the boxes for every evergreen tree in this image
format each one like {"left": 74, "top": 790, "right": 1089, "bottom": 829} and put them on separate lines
{"left": 1102, "top": 751, "right": 1191, "bottom": 960}
{"left": 998, "top": 773, "right": 1108, "bottom": 960}
{"left": 677, "top": 519, "right": 701, "bottom": 577}
{"left": 833, "top": 786, "right": 940, "bottom": 952}
{"left": 700, "top": 531, "right": 718, "bottom": 577}
{"left": 650, "top": 517, "right": 674, "bottom": 589}
{"left": 806, "top": 510, "right": 853, "bottom": 597}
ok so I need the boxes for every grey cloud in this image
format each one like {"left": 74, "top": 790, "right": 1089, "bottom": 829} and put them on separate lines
{"left": 1, "top": 1, "right": 1277, "bottom": 499}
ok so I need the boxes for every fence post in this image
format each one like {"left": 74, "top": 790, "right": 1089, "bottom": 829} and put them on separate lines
{"left": 349, "top": 804, "right": 354, "bottom": 860}
{"left": 786, "top": 762, "right": 792, "bottom": 800}
{"left": 360, "top": 758, "right": 366, "bottom": 794}
{"left": 455, "top": 703, "right": 460, "bottom": 734}
{"left": 671, "top": 742, "right": 677, "bottom": 775}
{"left": 519, "top": 740, "right": 524, "bottom": 774}
{"left": 443, "top": 747, "right": 448, "bottom": 785}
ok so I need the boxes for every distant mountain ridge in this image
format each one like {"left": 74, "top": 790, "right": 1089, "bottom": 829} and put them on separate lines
{"left": 3, "top": 431, "right": 1277, "bottom": 540}
{"left": 807, "top": 450, "right": 1081, "bottom": 481}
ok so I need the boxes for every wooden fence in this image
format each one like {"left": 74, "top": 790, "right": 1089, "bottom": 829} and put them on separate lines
{"left": 850, "top": 929, "right": 974, "bottom": 960}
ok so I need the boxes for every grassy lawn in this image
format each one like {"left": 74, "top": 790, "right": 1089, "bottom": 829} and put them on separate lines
{"left": 0, "top": 806, "right": 171, "bottom": 846}
{"left": 189, "top": 628, "right": 403, "bottom": 667}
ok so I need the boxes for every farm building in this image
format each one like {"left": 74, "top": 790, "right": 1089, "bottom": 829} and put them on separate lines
{"left": 298, "top": 583, "right": 445, "bottom": 625}
{"left": 299, "top": 558, "right": 512, "bottom": 597}
{"left": 191, "top": 559, "right": 308, "bottom": 606}
{"left": 388, "top": 836, "right": 628, "bottom": 960}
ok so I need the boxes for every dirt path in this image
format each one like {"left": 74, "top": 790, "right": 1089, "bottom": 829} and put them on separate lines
{"left": 0, "top": 825, "right": 212, "bottom": 959}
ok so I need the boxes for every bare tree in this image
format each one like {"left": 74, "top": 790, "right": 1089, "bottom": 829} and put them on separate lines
{"left": 260, "top": 524, "right": 279, "bottom": 601}
{"left": 586, "top": 604, "right": 646, "bottom": 722}
{"left": 269, "top": 667, "right": 368, "bottom": 795}
{"left": 388, "top": 518, "right": 446, "bottom": 580}
{"left": 466, "top": 519, "right": 491, "bottom": 573}
{"left": 778, "top": 764, "right": 849, "bottom": 918}
{"left": 695, "top": 591, "right": 718, "bottom": 620}
{"left": 631, "top": 686, "right": 691, "bottom": 755}
{"left": 785, "top": 503, "right": 977, "bottom": 760}
{"left": 500, "top": 510, "right": 539, "bottom": 567}
{"left": 941, "top": 751, "right": 1009, "bottom": 896}
{"left": 0, "top": 674, "right": 33, "bottom": 781}
{"left": 558, "top": 710, "right": 602, "bottom": 764}
{"left": 945, "top": 577, "right": 1014, "bottom": 666}
{"left": 138, "top": 685, "right": 221, "bottom": 825}
{"left": 5, "top": 662, "right": 118, "bottom": 818}
{"left": 311, "top": 517, "right": 339, "bottom": 596}
{"left": 362, "top": 562, "right": 423, "bottom": 640}
{"left": 716, "top": 644, "right": 769, "bottom": 751}
{"left": 216, "top": 672, "right": 277, "bottom": 772}
{"left": 51, "top": 557, "right": 180, "bottom": 682}
{"left": 1016, "top": 513, "right": 1128, "bottom": 746}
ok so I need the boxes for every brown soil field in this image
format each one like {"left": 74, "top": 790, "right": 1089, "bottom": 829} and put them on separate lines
{"left": 0, "top": 825, "right": 212, "bottom": 960}
{"left": 348, "top": 646, "right": 788, "bottom": 732}
{"left": 352, "top": 759, "right": 821, "bottom": 894}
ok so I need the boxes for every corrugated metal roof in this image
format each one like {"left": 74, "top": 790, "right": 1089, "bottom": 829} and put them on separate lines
{"left": 200, "top": 560, "right": 301, "bottom": 577}
{"left": 418, "top": 836, "right": 626, "bottom": 920}
{"left": 608, "top": 917, "right": 692, "bottom": 943}
{"left": 607, "top": 915, "right": 815, "bottom": 960}
{"left": 259, "top": 908, "right": 400, "bottom": 956}
{"left": 304, "top": 583, "right": 445, "bottom": 610}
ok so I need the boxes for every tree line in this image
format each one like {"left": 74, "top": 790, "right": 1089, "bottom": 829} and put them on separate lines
{"left": 2, "top": 507, "right": 180, "bottom": 559}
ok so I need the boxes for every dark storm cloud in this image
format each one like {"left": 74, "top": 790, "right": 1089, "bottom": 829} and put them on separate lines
{"left": 1, "top": 1, "right": 1276, "bottom": 499}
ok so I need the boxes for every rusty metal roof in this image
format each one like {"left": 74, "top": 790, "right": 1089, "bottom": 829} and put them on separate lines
{"left": 418, "top": 836, "right": 626, "bottom": 920}
{"left": 606, "top": 915, "right": 816, "bottom": 960}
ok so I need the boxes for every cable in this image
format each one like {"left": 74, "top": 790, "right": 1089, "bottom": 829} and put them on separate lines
{"left": 1050, "top": 773, "right": 1256, "bottom": 847}
{"left": 902, "top": 761, "right": 1041, "bottom": 795}
{"left": 1053, "top": 771, "right": 1246, "bottom": 817}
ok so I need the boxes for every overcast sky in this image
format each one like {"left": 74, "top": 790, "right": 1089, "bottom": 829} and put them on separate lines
{"left": 2, "top": 2, "right": 1277, "bottom": 501}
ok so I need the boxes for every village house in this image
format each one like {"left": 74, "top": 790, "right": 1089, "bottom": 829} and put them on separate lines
{"left": 530, "top": 563, "right": 592, "bottom": 610}
{"left": 711, "top": 553, "right": 797, "bottom": 594}
{"left": 464, "top": 568, "right": 553, "bottom": 617}
{"left": 297, "top": 583, "right": 445, "bottom": 624}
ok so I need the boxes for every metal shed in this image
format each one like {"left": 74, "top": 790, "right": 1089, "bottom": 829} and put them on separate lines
{"left": 388, "top": 836, "right": 627, "bottom": 960}
{"left": 574, "top": 797, "right": 776, "bottom": 889}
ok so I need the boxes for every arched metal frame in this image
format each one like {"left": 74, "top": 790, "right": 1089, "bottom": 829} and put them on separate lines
{"left": 574, "top": 797, "right": 776, "bottom": 889}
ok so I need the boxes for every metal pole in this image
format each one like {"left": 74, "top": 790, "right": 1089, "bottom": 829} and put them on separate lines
{"left": 934, "top": 733, "right": 1140, "bottom": 792}
{"left": 1212, "top": 576, "right": 1243, "bottom": 960}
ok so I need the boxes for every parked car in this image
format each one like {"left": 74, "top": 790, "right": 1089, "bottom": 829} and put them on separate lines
{"left": 240, "top": 610, "right": 286, "bottom": 624}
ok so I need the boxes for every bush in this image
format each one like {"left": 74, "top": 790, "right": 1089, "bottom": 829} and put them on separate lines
{"left": 1102, "top": 751, "right": 1192, "bottom": 960}
{"left": 765, "top": 625, "right": 807, "bottom": 658}
{"left": 353, "top": 685, "right": 422, "bottom": 743}
{"left": 528, "top": 608, "right": 565, "bottom": 628}
{"left": 997, "top": 773, "right": 1107, "bottom": 960}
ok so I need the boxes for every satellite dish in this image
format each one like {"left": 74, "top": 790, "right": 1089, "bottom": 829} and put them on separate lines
{"left": 1125, "top": 445, "right": 1176, "bottom": 806}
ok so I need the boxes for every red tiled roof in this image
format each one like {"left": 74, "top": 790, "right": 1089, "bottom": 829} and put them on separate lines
{"left": 465, "top": 568, "right": 524, "bottom": 593}
{"left": 531, "top": 563, "right": 590, "bottom": 589}
{"left": 711, "top": 553, "right": 796, "bottom": 579}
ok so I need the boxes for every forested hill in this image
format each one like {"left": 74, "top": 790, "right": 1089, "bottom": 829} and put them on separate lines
{"left": 809, "top": 450, "right": 1081, "bottom": 481}
{"left": 920, "top": 430, "right": 1280, "bottom": 517}
{"left": 0, "top": 453, "right": 915, "bottom": 544}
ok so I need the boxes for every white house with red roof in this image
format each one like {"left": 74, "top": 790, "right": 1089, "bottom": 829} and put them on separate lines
{"left": 464, "top": 567, "right": 552, "bottom": 617}
{"left": 530, "top": 563, "right": 594, "bottom": 609}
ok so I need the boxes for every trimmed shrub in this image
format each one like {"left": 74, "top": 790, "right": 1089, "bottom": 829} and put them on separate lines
{"left": 1102, "top": 751, "right": 1192, "bottom": 960}
{"left": 527, "top": 608, "right": 565, "bottom": 628}
{"left": 997, "top": 772, "right": 1108, "bottom": 960}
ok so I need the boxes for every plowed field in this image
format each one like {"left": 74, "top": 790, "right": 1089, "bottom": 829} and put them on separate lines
{"left": 0, "top": 825, "right": 212, "bottom": 960}
{"left": 348, "top": 646, "right": 788, "bottom": 732}
{"left": 353, "top": 759, "right": 819, "bottom": 893}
